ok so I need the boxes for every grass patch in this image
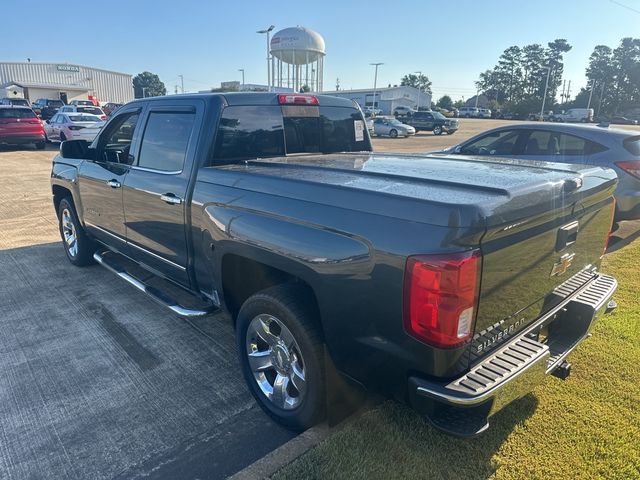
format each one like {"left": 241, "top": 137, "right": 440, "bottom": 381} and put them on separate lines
{"left": 274, "top": 236, "right": 640, "bottom": 479}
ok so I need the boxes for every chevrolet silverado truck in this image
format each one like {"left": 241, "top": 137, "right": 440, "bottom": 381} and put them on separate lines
{"left": 51, "top": 93, "right": 618, "bottom": 436}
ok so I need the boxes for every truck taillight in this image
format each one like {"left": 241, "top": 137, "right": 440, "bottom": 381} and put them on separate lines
{"left": 277, "top": 94, "right": 319, "bottom": 105}
{"left": 615, "top": 160, "right": 640, "bottom": 179}
{"left": 403, "top": 250, "right": 481, "bottom": 348}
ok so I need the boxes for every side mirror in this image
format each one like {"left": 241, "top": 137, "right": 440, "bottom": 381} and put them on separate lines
{"left": 45, "top": 119, "right": 50, "bottom": 124}
{"left": 453, "top": 146, "right": 462, "bottom": 154}
{"left": 60, "top": 139, "right": 91, "bottom": 159}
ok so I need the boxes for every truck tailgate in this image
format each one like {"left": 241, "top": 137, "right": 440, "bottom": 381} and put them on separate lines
{"left": 471, "top": 162, "right": 617, "bottom": 361}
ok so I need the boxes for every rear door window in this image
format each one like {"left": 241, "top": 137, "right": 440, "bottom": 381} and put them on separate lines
{"left": 623, "top": 135, "right": 640, "bottom": 156}
{"left": 137, "top": 111, "right": 196, "bottom": 172}
{"left": 523, "top": 130, "right": 607, "bottom": 156}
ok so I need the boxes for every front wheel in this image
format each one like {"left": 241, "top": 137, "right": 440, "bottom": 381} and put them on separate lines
{"left": 236, "top": 285, "right": 325, "bottom": 431}
{"left": 389, "top": 129, "right": 398, "bottom": 138}
{"left": 433, "top": 125, "right": 443, "bottom": 135}
{"left": 447, "top": 130, "right": 456, "bottom": 135}
{"left": 58, "top": 198, "right": 95, "bottom": 266}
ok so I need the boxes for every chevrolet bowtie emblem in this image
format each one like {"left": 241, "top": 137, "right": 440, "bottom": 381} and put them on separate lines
{"left": 550, "top": 252, "right": 575, "bottom": 277}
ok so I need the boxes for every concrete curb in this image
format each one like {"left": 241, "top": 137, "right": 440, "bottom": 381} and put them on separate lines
{"left": 228, "top": 423, "right": 333, "bottom": 480}
{"left": 228, "top": 406, "right": 370, "bottom": 480}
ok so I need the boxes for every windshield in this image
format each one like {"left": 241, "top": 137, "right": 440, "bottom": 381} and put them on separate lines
{"left": 433, "top": 112, "right": 446, "bottom": 120}
{"left": 69, "top": 115, "right": 101, "bottom": 122}
{"left": 48, "top": 100, "right": 64, "bottom": 107}
{"left": 388, "top": 119, "right": 404, "bottom": 126}
{"left": 0, "top": 108, "right": 37, "bottom": 119}
{"left": 10, "top": 99, "right": 29, "bottom": 106}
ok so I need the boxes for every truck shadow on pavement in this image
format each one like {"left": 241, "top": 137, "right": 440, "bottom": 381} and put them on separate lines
{"left": 0, "top": 242, "right": 295, "bottom": 480}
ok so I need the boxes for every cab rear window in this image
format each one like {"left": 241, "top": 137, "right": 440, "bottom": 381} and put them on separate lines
{"left": 210, "top": 105, "right": 371, "bottom": 164}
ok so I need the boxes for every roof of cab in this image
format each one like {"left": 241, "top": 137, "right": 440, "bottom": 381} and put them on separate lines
{"left": 126, "top": 92, "right": 358, "bottom": 108}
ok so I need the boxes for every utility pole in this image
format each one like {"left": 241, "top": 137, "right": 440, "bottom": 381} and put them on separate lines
{"left": 174, "top": 85, "right": 178, "bottom": 95}
{"left": 178, "top": 75, "right": 184, "bottom": 94}
{"left": 586, "top": 79, "right": 595, "bottom": 110}
{"left": 257, "top": 25, "right": 275, "bottom": 91}
{"left": 336, "top": 77, "right": 340, "bottom": 91}
{"left": 565, "top": 80, "right": 571, "bottom": 104}
{"left": 142, "top": 87, "right": 148, "bottom": 98}
{"left": 539, "top": 66, "right": 552, "bottom": 121}
{"left": 474, "top": 87, "right": 479, "bottom": 109}
{"left": 560, "top": 79, "right": 566, "bottom": 105}
{"left": 238, "top": 69, "right": 245, "bottom": 89}
{"left": 370, "top": 63, "right": 383, "bottom": 113}
{"left": 596, "top": 81, "right": 606, "bottom": 117}
{"left": 414, "top": 71, "right": 423, "bottom": 110}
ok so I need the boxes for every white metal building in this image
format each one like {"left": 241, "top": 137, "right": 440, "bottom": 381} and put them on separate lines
{"left": 318, "top": 86, "right": 431, "bottom": 115}
{"left": 0, "top": 62, "right": 133, "bottom": 104}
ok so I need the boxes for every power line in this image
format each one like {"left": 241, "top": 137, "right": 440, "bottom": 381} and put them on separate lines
{"left": 609, "top": 0, "right": 640, "bottom": 14}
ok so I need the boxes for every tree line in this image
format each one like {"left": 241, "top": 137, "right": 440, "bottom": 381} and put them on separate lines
{"left": 474, "top": 37, "right": 640, "bottom": 116}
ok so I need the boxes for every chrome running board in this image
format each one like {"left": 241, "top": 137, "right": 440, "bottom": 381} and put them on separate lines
{"left": 93, "top": 250, "right": 217, "bottom": 318}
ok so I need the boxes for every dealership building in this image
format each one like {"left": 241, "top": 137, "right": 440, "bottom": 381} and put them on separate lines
{"left": 0, "top": 62, "right": 133, "bottom": 105}
{"left": 317, "top": 86, "right": 432, "bottom": 115}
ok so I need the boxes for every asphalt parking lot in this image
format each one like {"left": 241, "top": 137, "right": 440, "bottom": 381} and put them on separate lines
{"left": 2, "top": 118, "right": 639, "bottom": 479}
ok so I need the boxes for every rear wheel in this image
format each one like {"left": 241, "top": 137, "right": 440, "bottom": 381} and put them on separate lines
{"left": 433, "top": 125, "right": 443, "bottom": 135}
{"left": 389, "top": 129, "right": 398, "bottom": 138}
{"left": 60, "top": 131, "right": 67, "bottom": 142}
{"left": 236, "top": 285, "right": 325, "bottom": 431}
{"left": 57, "top": 198, "right": 95, "bottom": 266}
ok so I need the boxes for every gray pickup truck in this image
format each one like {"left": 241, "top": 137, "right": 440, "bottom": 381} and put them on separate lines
{"left": 51, "top": 93, "right": 618, "bottom": 436}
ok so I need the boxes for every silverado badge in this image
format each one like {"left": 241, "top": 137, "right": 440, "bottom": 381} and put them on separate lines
{"left": 550, "top": 252, "right": 575, "bottom": 277}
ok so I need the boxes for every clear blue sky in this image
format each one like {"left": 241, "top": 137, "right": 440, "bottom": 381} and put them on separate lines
{"left": 3, "top": 0, "right": 639, "bottom": 101}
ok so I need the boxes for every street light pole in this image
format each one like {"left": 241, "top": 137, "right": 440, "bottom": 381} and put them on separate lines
{"left": 257, "top": 25, "right": 275, "bottom": 92}
{"left": 178, "top": 75, "right": 184, "bottom": 94}
{"left": 238, "top": 69, "right": 245, "bottom": 90}
{"left": 586, "top": 79, "right": 595, "bottom": 111}
{"left": 539, "top": 66, "right": 552, "bottom": 121}
{"left": 370, "top": 62, "right": 383, "bottom": 114}
{"left": 414, "top": 70, "right": 422, "bottom": 110}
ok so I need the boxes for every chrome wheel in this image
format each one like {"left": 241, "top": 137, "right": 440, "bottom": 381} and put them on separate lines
{"left": 246, "top": 314, "right": 307, "bottom": 410}
{"left": 61, "top": 208, "right": 78, "bottom": 258}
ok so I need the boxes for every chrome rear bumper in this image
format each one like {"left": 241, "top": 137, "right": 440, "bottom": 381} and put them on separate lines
{"left": 409, "top": 273, "right": 617, "bottom": 436}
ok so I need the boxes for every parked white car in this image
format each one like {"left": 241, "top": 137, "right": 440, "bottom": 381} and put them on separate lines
{"left": 58, "top": 104, "right": 107, "bottom": 120}
{"left": 393, "top": 105, "right": 417, "bottom": 117}
{"left": 458, "top": 106, "right": 480, "bottom": 118}
{"left": 553, "top": 108, "right": 594, "bottom": 123}
{"left": 479, "top": 108, "right": 492, "bottom": 118}
{"left": 372, "top": 116, "right": 415, "bottom": 137}
{"left": 70, "top": 100, "right": 95, "bottom": 106}
{"left": 44, "top": 113, "right": 105, "bottom": 142}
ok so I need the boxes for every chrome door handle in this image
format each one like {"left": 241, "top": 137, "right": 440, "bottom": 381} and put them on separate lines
{"left": 160, "top": 194, "right": 182, "bottom": 205}
{"left": 107, "top": 179, "right": 121, "bottom": 188}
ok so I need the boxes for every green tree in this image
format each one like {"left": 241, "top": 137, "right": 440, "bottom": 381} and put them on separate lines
{"left": 545, "top": 39, "right": 572, "bottom": 101}
{"left": 133, "top": 71, "right": 167, "bottom": 98}
{"left": 400, "top": 73, "right": 432, "bottom": 94}
{"left": 436, "top": 95, "right": 453, "bottom": 110}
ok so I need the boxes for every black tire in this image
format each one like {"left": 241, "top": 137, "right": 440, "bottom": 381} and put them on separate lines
{"left": 35, "top": 141, "right": 45, "bottom": 150}
{"left": 60, "top": 131, "right": 67, "bottom": 142}
{"left": 389, "top": 129, "right": 398, "bottom": 138}
{"left": 447, "top": 130, "right": 455, "bottom": 135}
{"left": 57, "top": 197, "right": 95, "bottom": 266}
{"left": 464, "top": 114, "right": 471, "bottom": 118}
{"left": 433, "top": 125, "right": 443, "bottom": 135}
{"left": 236, "top": 284, "right": 325, "bottom": 431}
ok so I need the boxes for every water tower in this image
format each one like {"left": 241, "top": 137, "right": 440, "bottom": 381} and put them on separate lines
{"left": 270, "top": 26, "right": 325, "bottom": 92}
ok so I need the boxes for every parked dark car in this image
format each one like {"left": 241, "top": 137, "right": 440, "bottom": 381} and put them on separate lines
{"left": 51, "top": 93, "right": 617, "bottom": 437}
{"left": 431, "top": 122, "right": 640, "bottom": 223}
{"left": 607, "top": 116, "right": 638, "bottom": 126}
{"left": 402, "top": 110, "right": 459, "bottom": 135}
{"left": 0, "top": 97, "right": 31, "bottom": 107}
{"left": 32, "top": 98, "right": 64, "bottom": 120}
{"left": 102, "top": 102, "right": 124, "bottom": 116}
{"left": 0, "top": 106, "right": 46, "bottom": 149}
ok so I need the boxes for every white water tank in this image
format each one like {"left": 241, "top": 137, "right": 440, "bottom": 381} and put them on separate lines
{"left": 270, "top": 27, "right": 326, "bottom": 65}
